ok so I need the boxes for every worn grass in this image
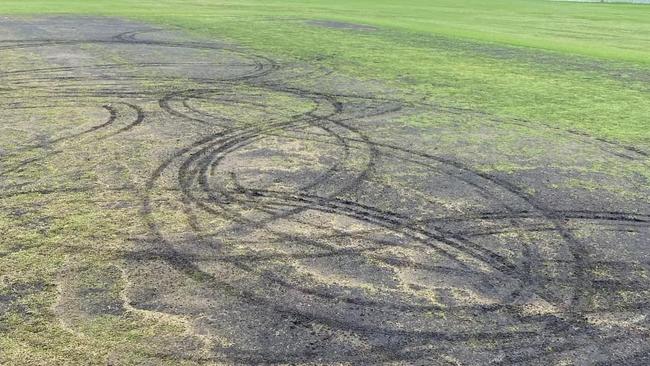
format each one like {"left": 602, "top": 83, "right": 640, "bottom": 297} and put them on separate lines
{"left": 0, "top": 2, "right": 649, "bottom": 365}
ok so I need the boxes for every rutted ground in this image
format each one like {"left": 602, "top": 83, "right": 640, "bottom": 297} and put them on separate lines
{"left": 0, "top": 17, "right": 649, "bottom": 365}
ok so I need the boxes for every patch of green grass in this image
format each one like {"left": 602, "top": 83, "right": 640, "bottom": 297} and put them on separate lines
{"left": 0, "top": 0, "right": 649, "bottom": 146}
{"left": 1, "top": 0, "right": 649, "bottom": 63}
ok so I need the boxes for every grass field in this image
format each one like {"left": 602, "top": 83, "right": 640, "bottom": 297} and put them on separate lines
{"left": 0, "top": 0, "right": 649, "bottom": 144}
{"left": 0, "top": 1, "right": 649, "bottom": 365}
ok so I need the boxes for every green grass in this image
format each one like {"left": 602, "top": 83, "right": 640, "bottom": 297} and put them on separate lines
{"left": 1, "top": 0, "right": 649, "bottom": 63}
{"left": 0, "top": 0, "right": 649, "bottom": 146}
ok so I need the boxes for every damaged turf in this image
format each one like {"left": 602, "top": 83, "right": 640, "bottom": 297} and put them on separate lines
{"left": 0, "top": 16, "right": 649, "bottom": 365}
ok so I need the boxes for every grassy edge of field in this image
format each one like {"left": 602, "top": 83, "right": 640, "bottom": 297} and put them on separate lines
{"left": 1, "top": 1, "right": 648, "bottom": 148}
